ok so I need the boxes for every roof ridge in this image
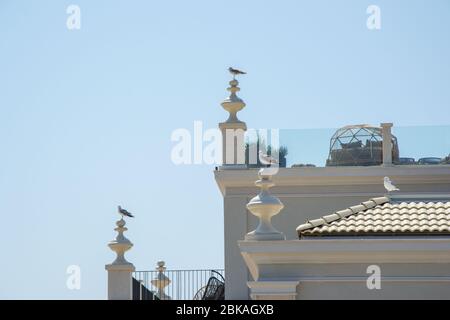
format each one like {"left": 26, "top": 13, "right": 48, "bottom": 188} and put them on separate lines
{"left": 296, "top": 196, "right": 390, "bottom": 234}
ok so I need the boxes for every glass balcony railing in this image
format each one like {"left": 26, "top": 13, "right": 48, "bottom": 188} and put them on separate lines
{"left": 244, "top": 125, "right": 450, "bottom": 168}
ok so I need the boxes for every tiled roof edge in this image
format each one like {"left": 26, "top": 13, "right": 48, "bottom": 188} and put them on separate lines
{"left": 296, "top": 196, "right": 390, "bottom": 235}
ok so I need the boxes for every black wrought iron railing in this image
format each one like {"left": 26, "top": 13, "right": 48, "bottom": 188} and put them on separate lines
{"left": 132, "top": 269, "right": 225, "bottom": 300}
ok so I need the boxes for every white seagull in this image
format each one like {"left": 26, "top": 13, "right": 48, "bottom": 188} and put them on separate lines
{"left": 118, "top": 205, "right": 134, "bottom": 218}
{"left": 384, "top": 176, "right": 400, "bottom": 192}
{"left": 259, "top": 150, "right": 279, "bottom": 166}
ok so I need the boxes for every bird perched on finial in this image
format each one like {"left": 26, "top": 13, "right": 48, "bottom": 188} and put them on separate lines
{"left": 118, "top": 205, "right": 134, "bottom": 218}
{"left": 384, "top": 177, "right": 400, "bottom": 192}
{"left": 259, "top": 150, "right": 279, "bottom": 166}
{"left": 228, "top": 67, "right": 246, "bottom": 79}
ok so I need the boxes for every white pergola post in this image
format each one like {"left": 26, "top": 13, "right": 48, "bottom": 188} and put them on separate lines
{"left": 105, "top": 218, "right": 135, "bottom": 300}
{"left": 219, "top": 79, "right": 247, "bottom": 168}
{"left": 381, "top": 122, "right": 393, "bottom": 166}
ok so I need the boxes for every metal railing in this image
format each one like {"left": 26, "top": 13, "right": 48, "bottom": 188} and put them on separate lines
{"left": 133, "top": 269, "right": 225, "bottom": 300}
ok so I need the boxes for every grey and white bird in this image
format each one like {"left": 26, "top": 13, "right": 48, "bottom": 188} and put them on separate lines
{"left": 384, "top": 176, "right": 400, "bottom": 192}
{"left": 228, "top": 67, "right": 246, "bottom": 78}
{"left": 259, "top": 150, "right": 279, "bottom": 166}
{"left": 118, "top": 205, "right": 134, "bottom": 218}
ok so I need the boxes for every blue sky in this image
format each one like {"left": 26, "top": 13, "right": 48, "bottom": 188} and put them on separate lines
{"left": 0, "top": 1, "right": 449, "bottom": 299}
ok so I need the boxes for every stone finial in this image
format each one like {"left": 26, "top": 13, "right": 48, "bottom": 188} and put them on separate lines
{"left": 219, "top": 78, "right": 247, "bottom": 167}
{"left": 151, "top": 261, "right": 171, "bottom": 300}
{"left": 107, "top": 219, "right": 134, "bottom": 266}
{"left": 245, "top": 168, "right": 286, "bottom": 241}
{"left": 105, "top": 218, "right": 135, "bottom": 300}
{"left": 221, "top": 79, "right": 246, "bottom": 124}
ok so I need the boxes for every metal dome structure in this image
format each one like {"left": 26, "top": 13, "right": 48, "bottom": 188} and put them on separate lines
{"left": 326, "top": 124, "right": 399, "bottom": 166}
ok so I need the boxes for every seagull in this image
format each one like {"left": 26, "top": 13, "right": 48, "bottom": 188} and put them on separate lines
{"left": 228, "top": 67, "right": 246, "bottom": 79}
{"left": 259, "top": 150, "right": 279, "bottom": 166}
{"left": 118, "top": 205, "right": 134, "bottom": 218}
{"left": 384, "top": 176, "right": 400, "bottom": 192}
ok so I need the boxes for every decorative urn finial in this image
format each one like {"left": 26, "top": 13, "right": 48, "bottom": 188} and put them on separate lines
{"left": 151, "top": 261, "right": 171, "bottom": 300}
{"left": 245, "top": 168, "right": 285, "bottom": 240}
{"left": 218, "top": 69, "right": 248, "bottom": 167}
{"left": 221, "top": 79, "right": 246, "bottom": 123}
{"left": 107, "top": 219, "right": 134, "bottom": 266}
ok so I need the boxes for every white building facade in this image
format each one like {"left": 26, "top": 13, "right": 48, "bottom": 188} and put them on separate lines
{"left": 214, "top": 77, "right": 450, "bottom": 300}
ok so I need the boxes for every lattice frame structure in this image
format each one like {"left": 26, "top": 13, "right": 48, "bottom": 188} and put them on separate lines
{"left": 326, "top": 124, "right": 399, "bottom": 166}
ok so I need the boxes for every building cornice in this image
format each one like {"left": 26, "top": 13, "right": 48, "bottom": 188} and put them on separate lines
{"left": 214, "top": 165, "right": 450, "bottom": 196}
{"left": 239, "top": 238, "right": 450, "bottom": 281}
